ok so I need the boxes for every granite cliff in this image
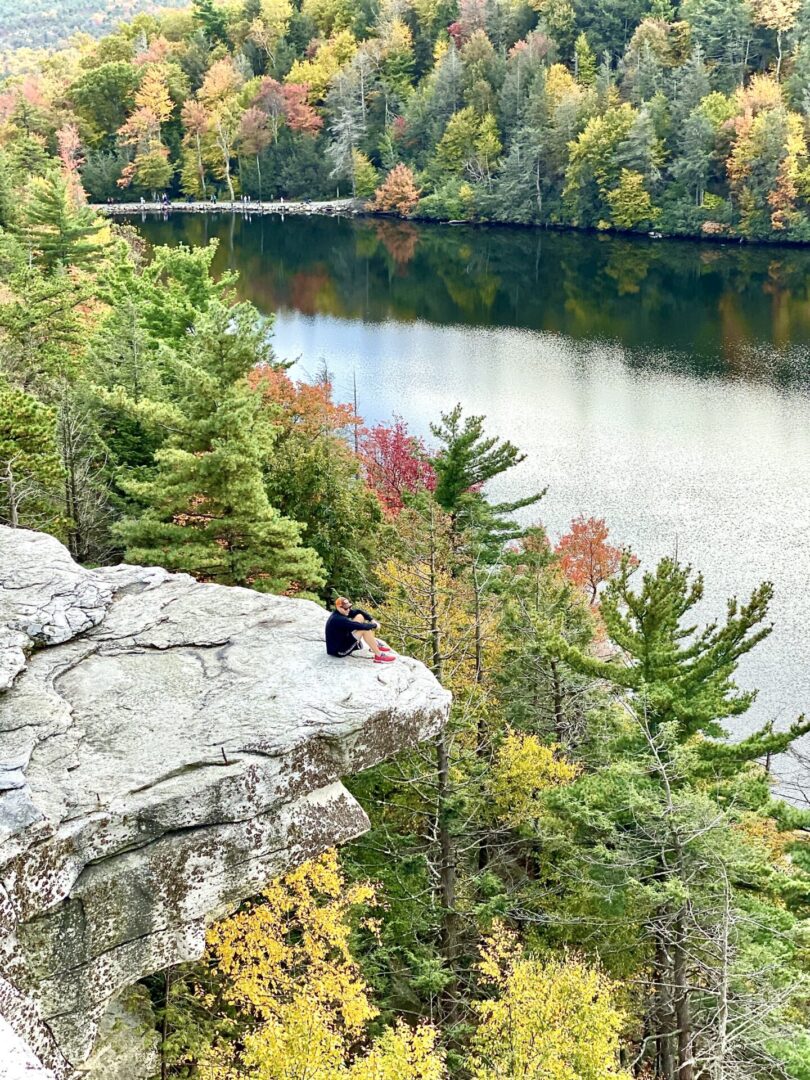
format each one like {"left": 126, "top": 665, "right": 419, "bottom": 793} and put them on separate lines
{"left": 0, "top": 527, "right": 450, "bottom": 1078}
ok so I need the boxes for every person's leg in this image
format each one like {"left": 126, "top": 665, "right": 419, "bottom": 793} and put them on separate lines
{"left": 351, "top": 614, "right": 382, "bottom": 656}
{"left": 351, "top": 613, "right": 393, "bottom": 650}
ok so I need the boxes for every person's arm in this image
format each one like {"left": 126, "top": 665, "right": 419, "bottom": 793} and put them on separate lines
{"left": 349, "top": 607, "right": 375, "bottom": 623}
{"left": 334, "top": 613, "right": 377, "bottom": 632}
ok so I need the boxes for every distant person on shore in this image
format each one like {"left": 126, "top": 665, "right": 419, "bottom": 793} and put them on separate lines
{"left": 325, "top": 597, "right": 395, "bottom": 663}
{"left": 139, "top": 195, "right": 145, "bottom": 205}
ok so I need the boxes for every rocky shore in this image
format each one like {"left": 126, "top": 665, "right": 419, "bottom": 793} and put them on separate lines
{"left": 92, "top": 197, "right": 367, "bottom": 217}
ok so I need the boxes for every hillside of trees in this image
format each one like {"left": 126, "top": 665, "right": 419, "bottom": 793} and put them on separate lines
{"left": 4, "top": 0, "right": 810, "bottom": 238}
{"left": 0, "top": 0, "right": 188, "bottom": 63}
{"left": 1, "top": 151, "right": 810, "bottom": 1076}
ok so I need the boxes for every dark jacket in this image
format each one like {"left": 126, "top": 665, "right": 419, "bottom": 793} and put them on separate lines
{"left": 325, "top": 610, "right": 377, "bottom": 656}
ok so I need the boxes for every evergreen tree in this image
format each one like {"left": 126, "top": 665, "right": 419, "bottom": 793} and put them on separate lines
{"left": 192, "top": 0, "right": 230, "bottom": 46}
{"left": 0, "top": 380, "right": 64, "bottom": 531}
{"left": 574, "top": 32, "right": 598, "bottom": 86}
{"left": 538, "top": 558, "right": 810, "bottom": 1080}
{"left": 672, "top": 110, "right": 714, "bottom": 206}
{"left": 671, "top": 45, "right": 711, "bottom": 128}
{"left": 430, "top": 404, "right": 544, "bottom": 544}
{"left": 18, "top": 173, "right": 109, "bottom": 274}
{"left": 550, "top": 558, "right": 804, "bottom": 744}
{"left": 114, "top": 302, "right": 324, "bottom": 593}
{"left": 115, "top": 384, "right": 324, "bottom": 592}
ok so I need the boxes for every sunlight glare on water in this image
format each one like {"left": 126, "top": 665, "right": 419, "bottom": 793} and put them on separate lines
{"left": 281, "top": 315, "right": 810, "bottom": 780}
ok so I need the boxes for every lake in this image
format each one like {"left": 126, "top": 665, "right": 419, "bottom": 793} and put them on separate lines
{"left": 131, "top": 211, "right": 810, "bottom": 792}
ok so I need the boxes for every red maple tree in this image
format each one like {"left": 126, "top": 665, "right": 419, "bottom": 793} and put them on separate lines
{"left": 359, "top": 418, "right": 436, "bottom": 515}
{"left": 555, "top": 515, "right": 635, "bottom": 603}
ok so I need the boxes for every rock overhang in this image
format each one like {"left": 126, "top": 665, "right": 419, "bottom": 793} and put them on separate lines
{"left": 0, "top": 526, "right": 450, "bottom": 1078}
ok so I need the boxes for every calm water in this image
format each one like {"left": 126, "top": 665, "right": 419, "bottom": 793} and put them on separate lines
{"left": 133, "top": 212, "right": 810, "bottom": 791}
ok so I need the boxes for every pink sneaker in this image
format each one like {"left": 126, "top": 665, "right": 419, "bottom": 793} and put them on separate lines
{"left": 374, "top": 653, "right": 396, "bottom": 663}
{"left": 379, "top": 644, "right": 393, "bottom": 652}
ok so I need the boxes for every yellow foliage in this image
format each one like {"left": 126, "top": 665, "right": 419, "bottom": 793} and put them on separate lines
{"left": 134, "top": 67, "right": 173, "bottom": 125}
{"left": 199, "top": 57, "right": 244, "bottom": 107}
{"left": 751, "top": 0, "right": 800, "bottom": 32}
{"left": 241, "top": 998, "right": 346, "bottom": 1079}
{"left": 733, "top": 73, "right": 783, "bottom": 118}
{"left": 203, "top": 852, "right": 446, "bottom": 1080}
{"left": 489, "top": 732, "right": 580, "bottom": 828}
{"left": 302, "top": 0, "right": 356, "bottom": 36}
{"left": 349, "top": 1022, "right": 446, "bottom": 1080}
{"left": 287, "top": 30, "right": 357, "bottom": 102}
{"left": 433, "top": 36, "right": 449, "bottom": 63}
{"left": 249, "top": 0, "right": 294, "bottom": 53}
{"left": 736, "top": 812, "right": 788, "bottom": 863}
{"left": 544, "top": 63, "right": 581, "bottom": 108}
{"left": 381, "top": 17, "right": 414, "bottom": 59}
{"left": 469, "top": 922, "right": 630, "bottom": 1080}
{"left": 207, "top": 850, "right": 377, "bottom": 1036}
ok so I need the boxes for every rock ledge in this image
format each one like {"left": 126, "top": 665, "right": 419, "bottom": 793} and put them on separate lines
{"left": 0, "top": 527, "right": 450, "bottom": 1078}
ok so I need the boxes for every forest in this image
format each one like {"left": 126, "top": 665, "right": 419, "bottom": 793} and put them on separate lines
{"left": 4, "top": 0, "right": 810, "bottom": 237}
{"left": 0, "top": 138, "right": 810, "bottom": 1075}
{"left": 0, "top": 0, "right": 187, "bottom": 61}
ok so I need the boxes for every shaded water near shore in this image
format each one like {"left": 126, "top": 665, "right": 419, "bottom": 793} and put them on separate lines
{"left": 132, "top": 211, "right": 810, "bottom": 791}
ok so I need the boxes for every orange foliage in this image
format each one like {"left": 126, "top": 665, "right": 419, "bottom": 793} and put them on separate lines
{"left": 373, "top": 221, "right": 420, "bottom": 268}
{"left": 555, "top": 515, "right": 634, "bottom": 604}
{"left": 372, "top": 163, "right": 421, "bottom": 215}
{"left": 247, "top": 365, "right": 359, "bottom": 438}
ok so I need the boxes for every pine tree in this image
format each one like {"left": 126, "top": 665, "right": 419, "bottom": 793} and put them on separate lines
{"left": 18, "top": 173, "right": 109, "bottom": 273}
{"left": 0, "top": 380, "right": 64, "bottom": 531}
{"left": 540, "top": 557, "right": 810, "bottom": 1080}
{"left": 430, "top": 404, "right": 544, "bottom": 544}
{"left": 193, "top": 0, "right": 230, "bottom": 46}
{"left": 114, "top": 303, "right": 324, "bottom": 594}
{"left": 550, "top": 556, "right": 810, "bottom": 752}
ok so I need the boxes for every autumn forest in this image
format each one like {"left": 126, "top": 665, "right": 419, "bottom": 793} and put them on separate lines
{"left": 1, "top": 0, "right": 810, "bottom": 1077}
{"left": 4, "top": 0, "right": 810, "bottom": 236}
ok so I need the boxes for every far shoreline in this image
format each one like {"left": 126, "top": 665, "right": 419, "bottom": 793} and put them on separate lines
{"left": 92, "top": 198, "right": 810, "bottom": 252}
{"left": 93, "top": 197, "right": 366, "bottom": 218}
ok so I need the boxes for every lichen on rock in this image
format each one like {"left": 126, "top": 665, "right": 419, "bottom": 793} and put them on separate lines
{"left": 0, "top": 526, "right": 450, "bottom": 1078}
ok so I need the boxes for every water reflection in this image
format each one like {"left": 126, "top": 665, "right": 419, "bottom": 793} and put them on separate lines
{"left": 132, "top": 213, "right": 810, "bottom": 388}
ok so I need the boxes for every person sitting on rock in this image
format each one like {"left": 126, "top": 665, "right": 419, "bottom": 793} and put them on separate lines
{"left": 325, "top": 597, "right": 395, "bottom": 663}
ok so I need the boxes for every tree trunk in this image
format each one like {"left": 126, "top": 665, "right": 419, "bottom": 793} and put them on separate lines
{"left": 196, "top": 134, "right": 206, "bottom": 198}
{"left": 219, "top": 123, "right": 235, "bottom": 203}
{"left": 59, "top": 403, "right": 80, "bottom": 561}
{"left": 4, "top": 462, "right": 19, "bottom": 527}
{"left": 673, "top": 910, "right": 693, "bottom": 1080}
{"left": 655, "top": 934, "right": 676, "bottom": 1080}
{"left": 550, "top": 658, "right": 565, "bottom": 739}
{"left": 715, "top": 874, "right": 731, "bottom": 1079}
{"left": 160, "top": 967, "right": 172, "bottom": 1080}
{"left": 436, "top": 730, "right": 458, "bottom": 1022}
{"left": 427, "top": 504, "right": 456, "bottom": 1020}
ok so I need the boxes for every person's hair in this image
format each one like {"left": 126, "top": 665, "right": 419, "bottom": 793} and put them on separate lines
{"left": 335, "top": 596, "right": 351, "bottom": 609}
